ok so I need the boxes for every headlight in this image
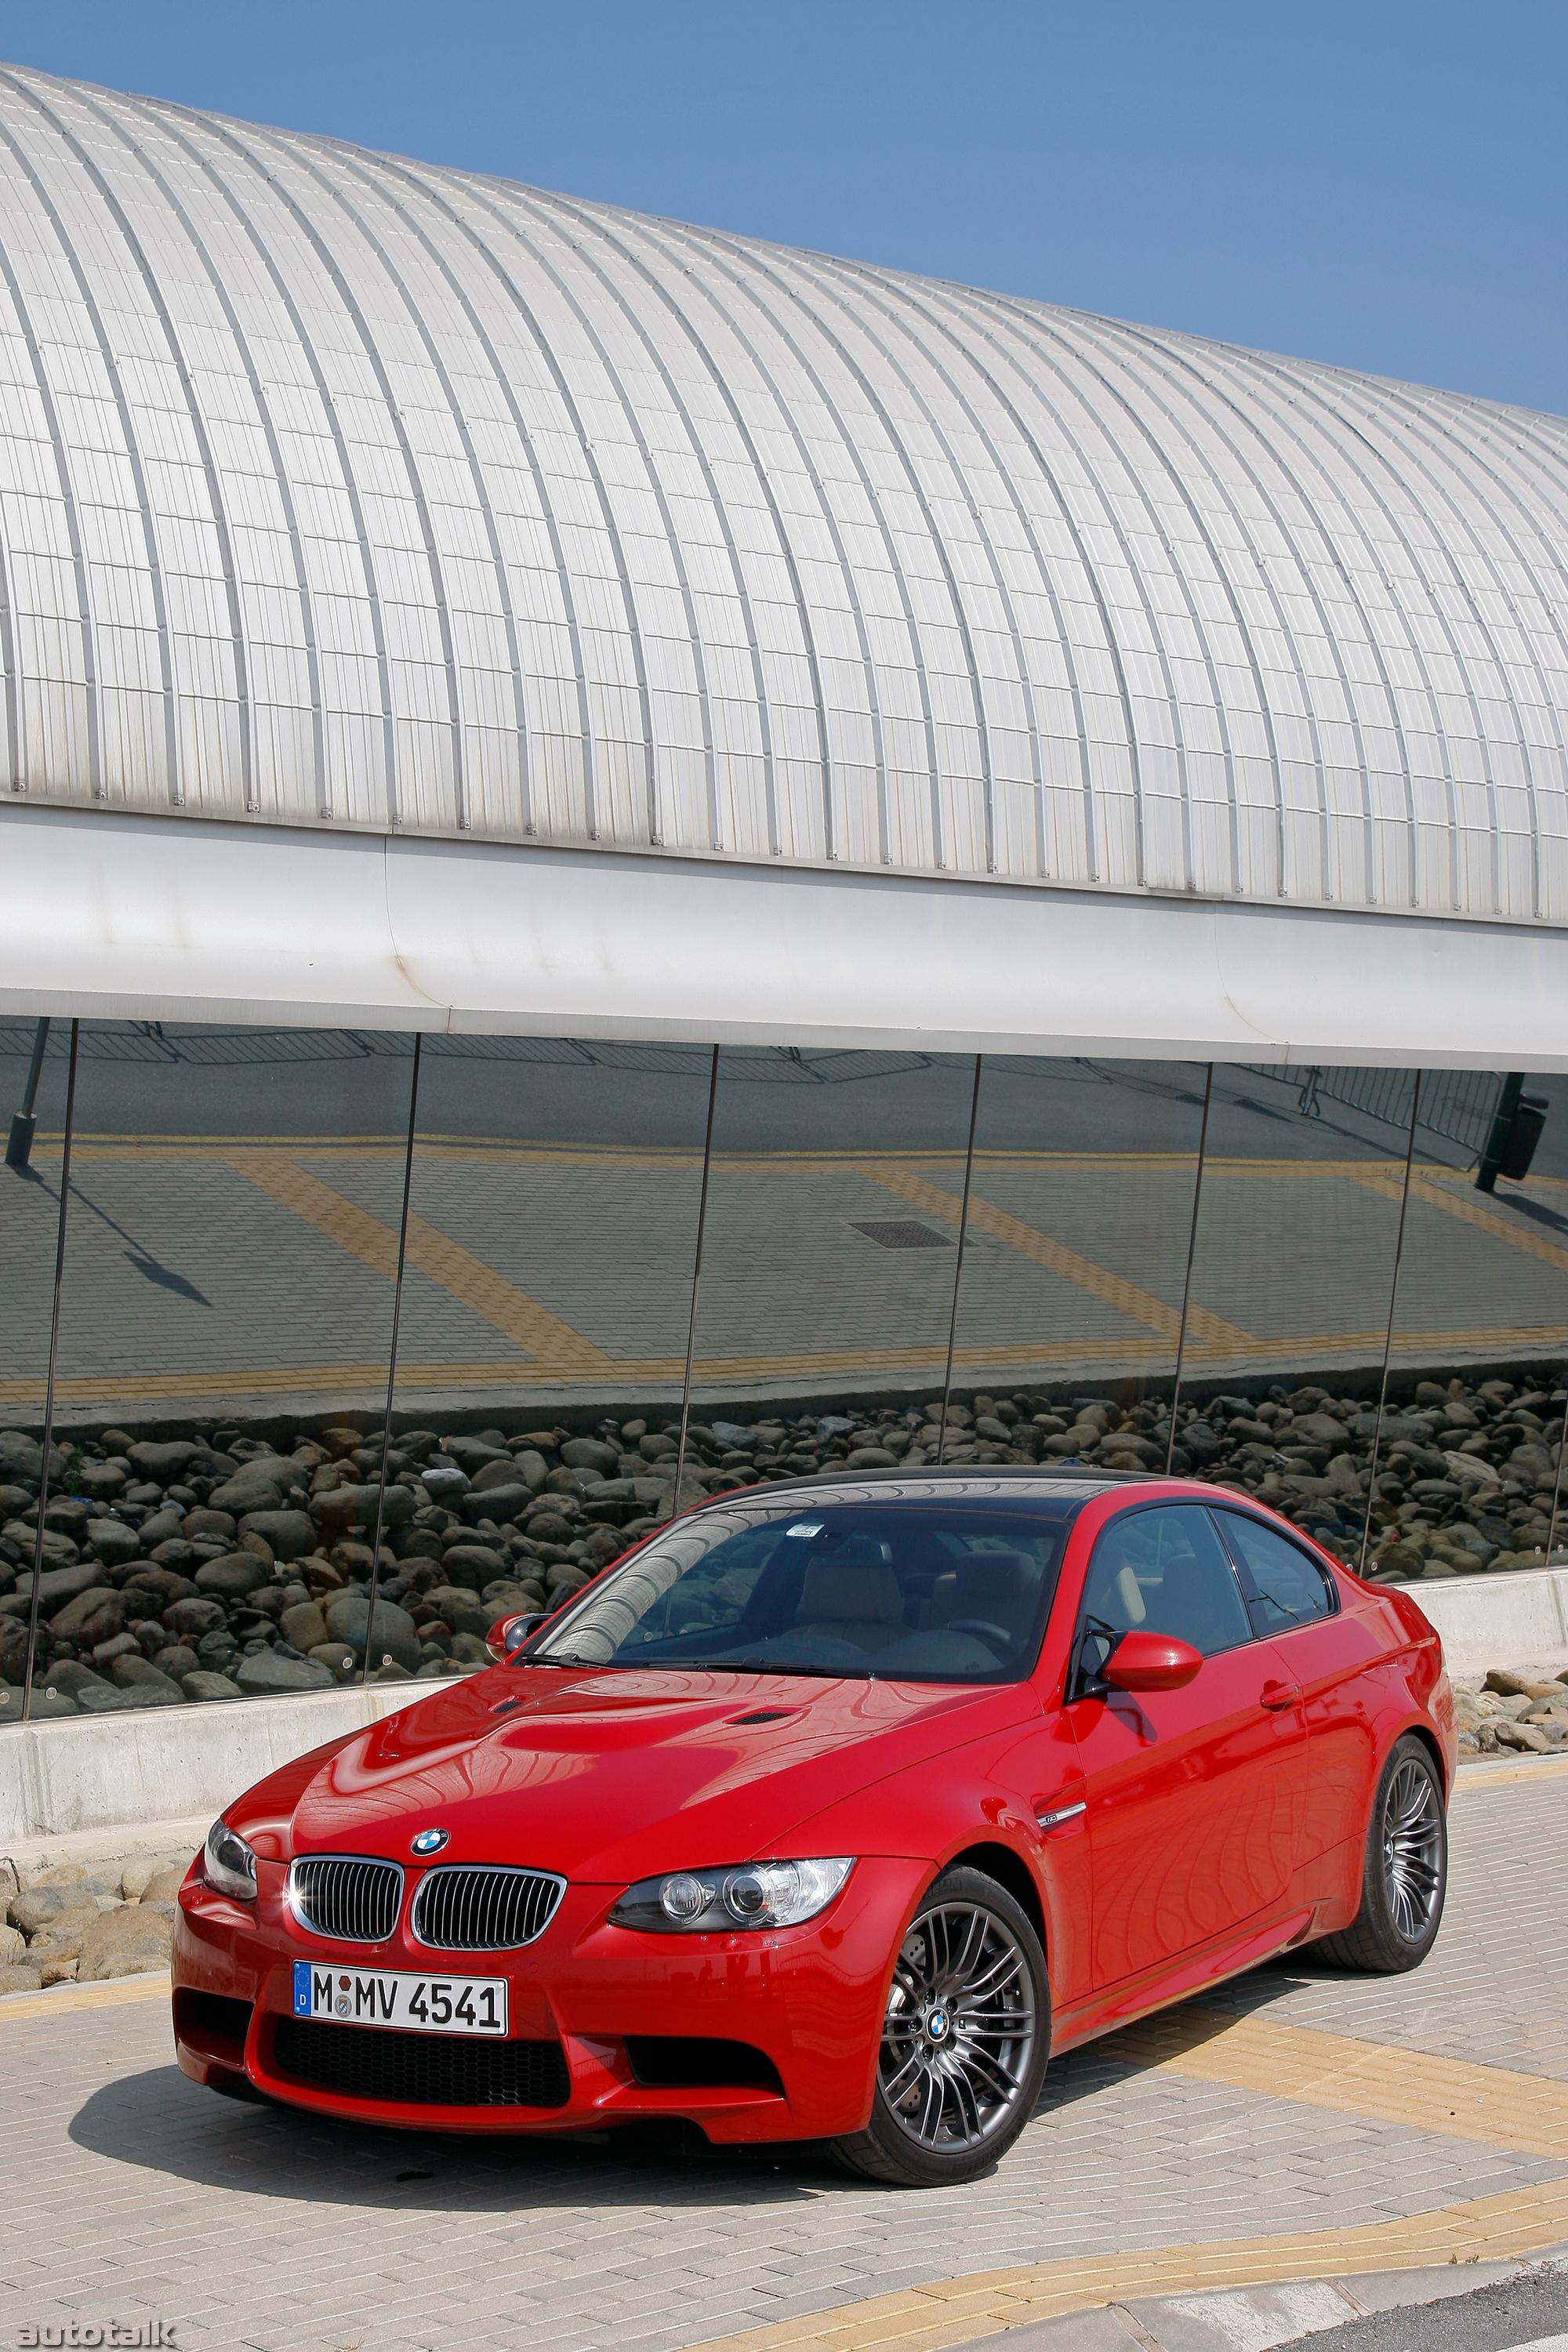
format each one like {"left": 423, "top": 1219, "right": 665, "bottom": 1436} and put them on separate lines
{"left": 203, "top": 1817, "right": 258, "bottom": 1902}
{"left": 608, "top": 1857, "right": 853, "bottom": 1933}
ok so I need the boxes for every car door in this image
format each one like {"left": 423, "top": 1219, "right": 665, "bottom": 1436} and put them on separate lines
{"left": 1066, "top": 1501, "right": 1308, "bottom": 1989}
{"left": 1211, "top": 1508, "right": 1382, "bottom": 1869}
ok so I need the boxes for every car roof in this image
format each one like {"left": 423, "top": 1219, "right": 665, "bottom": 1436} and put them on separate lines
{"left": 685, "top": 1464, "right": 1153, "bottom": 1510}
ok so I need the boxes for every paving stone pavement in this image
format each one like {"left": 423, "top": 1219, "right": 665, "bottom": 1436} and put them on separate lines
{"left": 1, "top": 1779, "right": 1565, "bottom": 2352}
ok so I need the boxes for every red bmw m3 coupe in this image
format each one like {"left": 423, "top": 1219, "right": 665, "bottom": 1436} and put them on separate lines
{"left": 172, "top": 1471, "right": 1455, "bottom": 2185}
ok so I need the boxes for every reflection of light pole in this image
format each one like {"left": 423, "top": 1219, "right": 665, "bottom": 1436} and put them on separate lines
{"left": 5, "top": 1018, "right": 49, "bottom": 1171}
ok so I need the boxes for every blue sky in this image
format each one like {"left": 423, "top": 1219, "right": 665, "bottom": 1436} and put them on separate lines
{"left": 2, "top": 0, "right": 1563, "bottom": 414}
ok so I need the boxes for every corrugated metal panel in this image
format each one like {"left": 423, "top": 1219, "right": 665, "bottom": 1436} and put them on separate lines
{"left": 0, "top": 61, "right": 1565, "bottom": 926}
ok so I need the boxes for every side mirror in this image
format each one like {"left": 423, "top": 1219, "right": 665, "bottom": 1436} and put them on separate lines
{"left": 485, "top": 1610, "right": 550, "bottom": 1663}
{"left": 1102, "top": 1631, "right": 1203, "bottom": 1691}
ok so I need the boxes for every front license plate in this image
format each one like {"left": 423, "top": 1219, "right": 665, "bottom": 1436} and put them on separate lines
{"left": 292, "top": 1960, "right": 508, "bottom": 2035}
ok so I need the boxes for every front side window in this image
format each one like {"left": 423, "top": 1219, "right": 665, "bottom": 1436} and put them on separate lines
{"left": 1213, "top": 1509, "right": 1338, "bottom": 1635}
{"left": 528, "top": 1493, "right": 1083, "bottom": 1682}
{"left": 1076, "top": 1502, "right": 1253, "bottom": 1679}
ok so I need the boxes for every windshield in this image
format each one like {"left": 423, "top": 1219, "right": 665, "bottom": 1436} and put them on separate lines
{"left": 528, "top": 1491, "right": 1083, "bottom": 1682}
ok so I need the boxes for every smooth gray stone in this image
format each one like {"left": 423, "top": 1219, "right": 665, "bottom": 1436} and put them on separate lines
{"left": 238, "top": 1508, "right": 315, "bottom": 1561}
{"left": 194, "top": 1553, "right": 270, "bottom": 1599}
{"left": 85, "top": 1522, "right": 142, "bottom": 1568}
{"left": 178, "top": 1668, "right": 241, "bottom": 1701}
{"left": 459, "top": 1484, "right": 533, "bottom": 1526}
{"left": 74, "top": 1682, "right": 138, "bottom": 1714}
{"left": 310, "top": 1482, "right": 416, "bottom": 1532}
{"left": 34, "top": 1658, "right": 114, "bottom": 1697}
{"left": 441, "top": 1436, "right": 510, "bottom": 1473}
{"left": 234, "top": 1651, "right": 335, "bottom": 1695}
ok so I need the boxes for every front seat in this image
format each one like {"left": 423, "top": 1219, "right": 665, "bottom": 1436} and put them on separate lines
{"left": 797, "top": 1558, "right": 906, "bottom": 1652}
{"left": 931, "top": 1550, "right": 1042, "bottom": 1643}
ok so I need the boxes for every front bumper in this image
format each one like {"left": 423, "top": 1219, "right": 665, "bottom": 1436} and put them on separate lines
{"left": 172, "top": 1853, "right": 927, "bottom": 2141}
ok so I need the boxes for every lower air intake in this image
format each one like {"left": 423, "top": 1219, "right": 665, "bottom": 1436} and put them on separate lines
{"left": 625, "top": 2037, "right": 785, "bottom": 2094}
{"left": 271, "top": 2017, "right": 570, "bottom": 2107}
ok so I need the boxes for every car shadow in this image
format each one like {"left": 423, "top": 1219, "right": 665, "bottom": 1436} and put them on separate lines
{"left": 74, "top": 1961, "right": 1364, "bottom": 2203}
{"left": 68, "top": 2060, "right": 845, "bottom": 2209}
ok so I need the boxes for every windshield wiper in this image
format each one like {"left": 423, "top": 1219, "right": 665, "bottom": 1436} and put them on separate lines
{"left": 713, "top": 1658, "right": 868, "bottom": 1679}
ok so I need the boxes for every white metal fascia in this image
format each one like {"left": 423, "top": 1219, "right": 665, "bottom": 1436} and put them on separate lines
{"left": 2, "top": 803, "right": 1564, "bottom": 1072}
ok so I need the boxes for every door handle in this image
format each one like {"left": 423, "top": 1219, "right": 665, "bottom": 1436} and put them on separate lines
{"left": 1260, "top": 1678, "right": 1301, "bottom": 1711}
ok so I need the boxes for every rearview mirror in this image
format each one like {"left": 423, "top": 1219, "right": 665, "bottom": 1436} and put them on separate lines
{"left": 1102, "top": 1631, "right": 1202, "bottom": 1691}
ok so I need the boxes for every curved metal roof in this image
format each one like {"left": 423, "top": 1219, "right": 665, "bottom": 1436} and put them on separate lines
{"left": 0, "top": 64, "right": 1566, "bottom": 927}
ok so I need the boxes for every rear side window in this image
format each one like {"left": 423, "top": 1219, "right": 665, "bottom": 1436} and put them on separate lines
{"left": 1213, "top": 1510, "right": 1338, "bottom": 1635}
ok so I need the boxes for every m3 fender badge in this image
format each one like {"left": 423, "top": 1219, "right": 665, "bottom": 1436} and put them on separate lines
{"left": 411, "top": 1828, "right": 450, "bottom": 1857}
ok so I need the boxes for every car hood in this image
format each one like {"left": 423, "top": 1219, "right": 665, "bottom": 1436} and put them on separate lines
{"left": 230, "top": 1664, "right": 1034, "bottom": 1881}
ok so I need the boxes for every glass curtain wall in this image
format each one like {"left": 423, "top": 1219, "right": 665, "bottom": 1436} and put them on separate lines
{"left": 0, "top": 1018, "right": 76, "bottom": 1724}
{"left": 1354, "top": 1069, "right": 1568, "bottom": 1587}
{"left": 683, "top": 1049, "right": 981, "bottom": 1485}
{"left": 5, "top": 1029, "right": 1566, "bottom": 1740}
{"left": 1171, "top": 1065, "right": 1428, "bottom": 1571}
{"left": 6, "top": 1022, "right": 416, "bottom": 1717}
{"left": 946, "top": 1058, "right": 1211, "bottom": 1472}
{"left": 380, "top": 1040, "right": 714, "bottom": 1684}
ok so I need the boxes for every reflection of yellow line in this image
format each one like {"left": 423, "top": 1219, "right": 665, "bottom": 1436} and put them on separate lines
{"left": 5, "top": 1327, "right": 1568, "bottom": 1407}
{"left": 225, "top": 1155, "right": 613, "bottom": 1377}
{"left": 861, "top": 1165, "right": 1254, "bottom": 1350}
{"left": 1410, "top": 1171, "right": 1568, "bottom": 1278}
{"left": 403, "top": 1211, "right": 615, "bottom": 1374}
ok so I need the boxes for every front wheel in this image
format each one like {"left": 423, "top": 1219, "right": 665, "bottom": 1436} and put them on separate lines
{"left": 1316, "top": 1734, "right": 1447, "bottom": 1973}
{"left": 833, "top": 1864, "right": 1050, "bottom": 2186}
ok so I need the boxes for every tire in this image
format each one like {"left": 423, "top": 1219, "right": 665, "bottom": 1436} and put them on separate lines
{"left": 1316, "top": 1734, "right": 1446, "bottom": 1973}
{"left": 832, "top": 1864, "right": 1051, "bottom": 2187}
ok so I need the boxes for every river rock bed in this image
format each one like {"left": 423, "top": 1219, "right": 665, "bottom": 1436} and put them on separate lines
{"left": 0, "top": 1370, "right": 1563, "bottom": 1715}
{"left": 0, "top": 1850, "right": 187, "bottom": 1993}
{"left": 1454, "top": 1664, "right": 1568, "bottom": 1755}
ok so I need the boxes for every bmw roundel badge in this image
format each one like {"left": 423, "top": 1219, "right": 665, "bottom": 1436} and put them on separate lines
{"left": 411, "top": 1828, "right": 449, "bottom": 1857}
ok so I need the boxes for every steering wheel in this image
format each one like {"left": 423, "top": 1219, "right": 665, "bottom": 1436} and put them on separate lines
{"left": 946, "top": 1619, "right": 1011, "bottom": 1650}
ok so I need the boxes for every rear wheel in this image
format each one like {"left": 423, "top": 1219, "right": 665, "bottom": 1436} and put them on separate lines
{"left": 832, "top": 1864, "right": 1050, "bottom": 2187}
{"left": 1316, "top": 1734, "right": 1446, "bottom": 1973}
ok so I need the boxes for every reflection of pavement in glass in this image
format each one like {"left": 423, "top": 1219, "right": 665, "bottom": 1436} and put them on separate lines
{"left": 1, "top": 1132, "right": 1565, "bottom": 1418}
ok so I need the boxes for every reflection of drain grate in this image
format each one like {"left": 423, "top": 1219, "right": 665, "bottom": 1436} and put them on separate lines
{"left": 849, "top": 1219, "right": 954, "bottom": 1250}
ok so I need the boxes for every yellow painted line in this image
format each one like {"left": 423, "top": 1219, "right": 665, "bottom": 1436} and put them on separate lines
{"left": 0, "top": 1970, "right": 169, "bottom": 2024}
{"left": 1116, "top": 2005, "right": 1568, "bottom": 2158}
{"left": 1457, "top": 1758, "right": 1568, "bottom": 1792}
{"left": 678, "top": 2010, "right": 1568, "bottom": 2352}
{"left": 682, "top": 2181, "right": 1568, "bottom": 2352}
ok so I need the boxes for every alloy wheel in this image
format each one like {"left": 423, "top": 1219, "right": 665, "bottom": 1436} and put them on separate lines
{"left": 878, "top": 1900, "right": 1037, "bottom": 2151}
{"left": 1382, "top": 1758, "right": 1443, "bottom": 1944}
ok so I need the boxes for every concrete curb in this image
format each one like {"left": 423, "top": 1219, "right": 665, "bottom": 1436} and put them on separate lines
{"left": 1409, "top": 1564, "right": 1568, "bottom": 1671}
{"left": 958, "top": 2249, "right": 1568, "bottom": 2350}
{"left": 0, "top": 1682, "right": 423, "bottom": 1843}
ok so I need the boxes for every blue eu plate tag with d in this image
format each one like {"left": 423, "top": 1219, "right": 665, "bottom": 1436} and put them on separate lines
{"left": 292, "top": 1960, "right": 311, "bottom": 2016}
